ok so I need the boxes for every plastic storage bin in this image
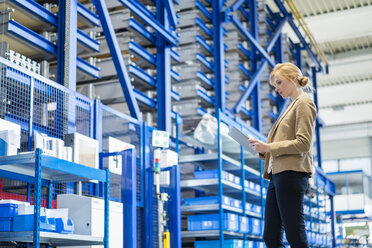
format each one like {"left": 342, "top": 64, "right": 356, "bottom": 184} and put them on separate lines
{"left": 0, "top": 203, "right": 18, "bottom": 217}
{"left": 230, "top": 198, "right": 242, "bottom": 209}
{"left": 254, "top": 241, "right": 265, "bottom": 248}
{"left": 188, "top": 213, "right": 239, "bottom": 232}
{"left": 244, "top": 240, "right": 254, "bottom": 248}
{"left": 184, "top": 196, "right": 231, "bottom": 207}
{"left": 238, "top": 216, "right": 248, "bottom": 233}
{"left": 194, "top": 170, "right": 226, "bottom": 180}
{"left": 249, "top": 218, "right": 261, "bottom": 235}
{"left": 55, "top": 218, "right": 74, "bottom": 234}
{"left": 0, "top": 217, "right": 13, "bottom": 231}
{"left": 13, "top": 215, "right": 56, "bottom": 232}
{"left": 195, "top": 239, "right": 244, "bottom": 248}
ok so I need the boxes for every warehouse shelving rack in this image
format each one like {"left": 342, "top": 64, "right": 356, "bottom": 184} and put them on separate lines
{"left": 0, "top": 148, "right": 110, "bottom": 247}
{"left": 180, "top": 109, "right": 267, "bottom": 247}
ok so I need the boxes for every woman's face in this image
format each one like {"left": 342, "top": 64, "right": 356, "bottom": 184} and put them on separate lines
{"left": 272, "top": 74, "right": 296, "bottom": 99}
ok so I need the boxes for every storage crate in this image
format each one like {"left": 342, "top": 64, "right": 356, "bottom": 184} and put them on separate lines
{"left": 0, "top": 203, "right": 18, "bottom": 217}
{"left": 13, "top": 215, "right": 56, "bottom": 232}
{"left": 0, "top": 217, "right": 13, "bottom": 232}
{"left": 244, "top": 240, "right": 255, "bottom": 248}
{"left": 230, "top": 198, "right": 242, "bottom": 209}
{"left": 249, "top": 218, "right": 261, "bottom": 235}
{"left": 184, "top": 196, "right": 231, "bottom": 207}
{"left": 251, "top": 204, "right": 261, "bottom": 214}
{"left": 254, "top": 241, "right": 265, "bottom": 248}
{"left": 188, "top": 213, "right": 239, "bottom": 231}
{"left": 55, "top": 218, "right": 74, "bottom": 234}
{"left": 195, "top": 239, "right": 244, "bottom": 248}
{"left": 238, "top": 216, "right": 248, "bottom": 233}
{"left": 194, "top": 170, "right": 229, "bottom": 181}
{"left": 233, "top": 175, "right": 241, "bottom": 185}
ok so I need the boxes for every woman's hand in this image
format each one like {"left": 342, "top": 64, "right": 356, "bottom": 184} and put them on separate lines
{"left": 248, "top": 138, "right": 270, "bottom": 153}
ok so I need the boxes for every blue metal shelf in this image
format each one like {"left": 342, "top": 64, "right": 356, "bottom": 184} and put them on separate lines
{"left": 0, "top": 151, "right": 107, "bottom": 182}
{"left": 181, "top": 204, "right": 262, "bottom": 219}
{"left": 0, "top": 149, "right": 110, "bottom": 247}
{"left": 77, "top": 2, "right": 100, "bottom": 27}
{"left": 0, "top": 231, "right": 104, "bottom": 246}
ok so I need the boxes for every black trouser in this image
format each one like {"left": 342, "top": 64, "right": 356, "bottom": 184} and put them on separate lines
{"left": 263, "top": 171, "right": 309, "bottom": 248}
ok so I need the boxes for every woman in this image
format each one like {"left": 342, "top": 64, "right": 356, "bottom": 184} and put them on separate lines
{"left": 248, "top": 63, "right": 317, "bottom": 248}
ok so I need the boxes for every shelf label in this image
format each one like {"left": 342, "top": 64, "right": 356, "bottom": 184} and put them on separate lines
{"left": 152, "top": 130, "right": 169, "bottom": 148}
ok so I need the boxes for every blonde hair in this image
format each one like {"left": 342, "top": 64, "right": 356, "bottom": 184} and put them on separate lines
{"left": 270, "top": 63, "right": 310, "bottom": 88}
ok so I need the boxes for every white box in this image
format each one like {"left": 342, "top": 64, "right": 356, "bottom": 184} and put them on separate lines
{"left": 0, "top": 119, "right": 21, "bottom": 156}
{"left": 18, "top": 205, "right": 46, "bottom": 216}
{"left": 108, "top": 136, "right": 134, "bottom": 175}
{"left": 63, "top": 147, "right": 73, "bottom": 162}
{"left": 64, "top": 133, "right": 99, "bottom": 169}
{"left": 34, "top": 131, "right": 64, "bottom": 158}
{"left": 154, "top": 149, "right": 178, "bottom": 186}
{"left": 57, "top": 194, "right": 123, "bottom": 248}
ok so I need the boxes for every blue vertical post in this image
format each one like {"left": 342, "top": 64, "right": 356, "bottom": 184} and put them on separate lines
{"left": 139, "top": 121, "right": 144, "bottom": 208}
{"left": 122, "top": 149, "right": 137, "bottom": 248}
{"left": 213, "top": 0, "right": 225, "bottom": 112}
{"left": 330, "top": 195, "right": 336, "bottom": 248}
{"left": 240, "top": 144, "right": 247, "bottom": 247}
{"left": 93, "top": 100, "right": 103, "bottom": 151}
{"left": 142, "top": 124, "right": 153, "bottom": 248}
{"left": 217, "top": 110, "right": 224, "bottom": 247}
{"left": 47, "top": 181, "right": 53, "bottom": 209}
{"left": 175, "top": 114, "right": 180, "bottom": 154}
{"left": 312, "top": 67, "right": 322, "bottom": 168}
{"left": 33, "top": 149, "right": 42, "bottom": 248}
{"left": 169, "top": 164, "right": 181, "bottom": 248}
{"left": 275, "top": 34, "right": 283, "bottom": 63}
{"left": 57, "top": 0, "right": 77, "bottom": 134}
{"left": 94, "top": 100, "right": 103, "bottom": 196}
{"left": 104, "top": 168, "right": 110, "bottom": 248}
{"left": 248, "top": 0, "right": 262, "bottom": 132}
{"left": 28, "top": 78, "right": 35, "bottom": 151}
{"left": 156, "top": 0, "right": 172, "bottom": 133}
{"left": 295, "top": 43, "right": 302, "bottom": 69}
{"left": 27, "top": 77, "right": 35, "bottom": 206}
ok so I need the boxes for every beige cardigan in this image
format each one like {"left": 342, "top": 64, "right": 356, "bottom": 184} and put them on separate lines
{"left": 259, "top": 95, "right": 317, "bottom": 179}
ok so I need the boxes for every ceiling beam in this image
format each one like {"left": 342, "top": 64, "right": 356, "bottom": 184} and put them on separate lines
{"left": 281, "top": 5, "right": 372, "bottom": 44}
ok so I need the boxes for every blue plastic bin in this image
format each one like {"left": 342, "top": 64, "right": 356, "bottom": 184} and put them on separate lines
{"left": 55, "top": 218, "right": 74, "bottom": 234}
{"left": 238, "top": 216, "right": 248, "bottom": 233}
{"left": 188, "top": 213, "right": 239, "bottom": 232}
{"left": 184, "top": 196, "right": 231, "bottom": 207}
{"left": 0, "top": 203, "right": 18, "bottom": 217}
{"left": 194, "top": 170, "right": 229, "bottom": 180}
{"left": 254, "top": 241, "right": 265, "bottom": 248}
{"left": 13, "top": 215, "right": 56, "bottom": 232}
{"left": 244, "top": 240, "right": 255, "bottom": 248}
{"left": 0, "top": 217, "right": 13, "bottom": 231}
{"left": 230, "top": 199, "right": 242, "bottom": 209}
{"left": 195, "top": 239, "right": 244, "bottom": 248}
{"left": 249, "top": 218, "right": 261, "bottom": 235}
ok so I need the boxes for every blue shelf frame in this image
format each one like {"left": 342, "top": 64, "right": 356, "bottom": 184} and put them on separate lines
{"left": 0, "top": 149, "right": 110, "bottom": 248}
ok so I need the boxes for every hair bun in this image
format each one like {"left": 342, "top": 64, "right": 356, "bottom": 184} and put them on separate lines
{"left": 299, "top": 76, "right": 309, "bottom": 87}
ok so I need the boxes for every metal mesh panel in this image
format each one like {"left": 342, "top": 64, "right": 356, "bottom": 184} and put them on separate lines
{"left": 33, "top": 79, "right": 66, "bottom": 139}
{"left": 0, "top": 59, "right": 93, "bottom": 208}
{"left": 75, "top": 95, "right": 93, "bottom": 137}
{"left": 101, "top": 107, "right": 142, "bottom": 202}
{"left": 0, "top": 65, "right": 31, "bottom": 151}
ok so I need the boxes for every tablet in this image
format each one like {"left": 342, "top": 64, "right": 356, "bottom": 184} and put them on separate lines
{"left": 228, "top": 126, "right": 257, "bottom": 155}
